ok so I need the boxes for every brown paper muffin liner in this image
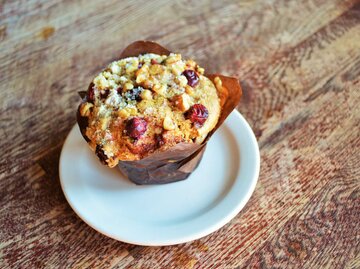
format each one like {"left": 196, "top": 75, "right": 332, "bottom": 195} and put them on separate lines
{"left": 77, "top": 41, "right": 242, "bottom": 185}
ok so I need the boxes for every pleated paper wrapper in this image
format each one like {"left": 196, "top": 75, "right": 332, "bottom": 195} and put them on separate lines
{"left": 77, "top": 41, "right": 242, "bottom": 185}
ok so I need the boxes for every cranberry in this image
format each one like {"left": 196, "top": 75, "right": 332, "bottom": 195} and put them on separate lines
{"left": 116, "top": 87, "right": 123, "bottom": 95}
{"left": 186, "top": 104, "right": 209, "bottom": 127}
{"left": 87, "top": 83, "right": 95, "bottom": 103}
{"left": 100, "top": 89, "right": 110, "bottom": 100}
{"left": 182, "top": 69, "right": 199, "bottom": 87}
{"left": 155, "top": 133, "right": 165, "bottom": 148}
{"left": 95, "top": 145, "right": 108, "bottom": 165}
{"left": 125, "top": 117, "right": 147, "bottom": 140}
{"left": 151, "top": 59, "right": 158, "bottom": 65}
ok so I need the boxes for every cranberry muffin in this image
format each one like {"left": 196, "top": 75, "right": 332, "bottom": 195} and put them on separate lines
{"left": 78, "top": 53, "right": 221, "bottom": 167}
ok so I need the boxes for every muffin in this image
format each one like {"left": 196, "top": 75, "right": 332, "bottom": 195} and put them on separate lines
{"left": 77, "top": 41, "right": 241, "bottom": 184}
{"left": 78, "top": 53, "right": 221, "bottom": 166}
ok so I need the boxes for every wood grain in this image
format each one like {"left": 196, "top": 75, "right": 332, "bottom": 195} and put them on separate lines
{"left": 1, "top": 0, "right": 359, "bottom": 268}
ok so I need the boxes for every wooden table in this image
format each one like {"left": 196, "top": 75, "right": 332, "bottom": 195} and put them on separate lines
{"left": 1, "top": 0, "right": 359, "bottom": 268}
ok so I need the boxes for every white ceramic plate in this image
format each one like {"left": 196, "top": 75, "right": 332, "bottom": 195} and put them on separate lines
{"left": 59, "top": 110, "right": 260, "bottom": 246}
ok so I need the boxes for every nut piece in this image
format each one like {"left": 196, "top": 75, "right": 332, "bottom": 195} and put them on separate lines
{"left": 176, "top": 75, "right": 188, "bottom": 87}
{"left": 110, "top": 63, "right": 121, "bottom": 74}
{"left": 152, "top": 84, "right": 167, "bottom": 95}
{"left": 94, "top": 74, "right": 109, "bottom": 89}
{"left": 166, "top": 54, "right": 181, "bottom": 64}
{"left": 118, "top": 109, "right": 130, "bottom": 119}
{"left": 79, "top": 102, "right": 94, "bottom": 117}
{"left": 185, "top": 59, "right": 196, "bottom": 68}
{"left": 136, "top": 65, "right": 149, "bottom": 84}
{"left": 124, "top": 82, "right": 134, "bottom": 91}
{"left": 141, "top": 89, "right": 152, "bottom": 100}
{"left": 100, "top": 117, "right": 110, "bottom": 130}
{"left": 149, "top": 64, "right": 164, "bottom": 75}
{"left": 103, "top": 71, "right": 111, "bottom": 79}
{"left": 163, "top": 115, "right": 176, "bottom": 130}
{"left": 196, "top": 66, "right": 205, "bottom": 75}
{"left": 171, "top": 63, "right": 185, "bottom": 76}
{"left": 173, "top": 93, "right": 191, "bottom": 112}
{"left": 103, "top": 143, "right": 114, "bottom": 157}
{"left": 125, "top": 59, "right": 139, "bottom": 73}
{"left": 118, "top": 107, "right": 138, "bottom": 119}
{"left": 185, "top": 85, "right": 194, "bottom": 95}
{"left": 119, "top": 76, "right": 127, "bottom": 83}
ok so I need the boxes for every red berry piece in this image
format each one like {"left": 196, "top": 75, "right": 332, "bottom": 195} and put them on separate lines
{"left": 186, "top": 104, "right": 209, "bottom": 127}
{"left": 100, "top": 89, "right": 110, "bottom": 99}
{"left": 155, "top": 133, "right": 165, "bottom": 148}
{"left": 116, "top": 87, "right": 123, "bottom": 95}
{"left": 151, "top": 59, "right": 158, "bottom": 65}
{"left": 182, "top": 69, "right": 199, "bottom": 87}
{"left": 125, "top": 117, "right": 147, "bottom": 140}
{"left": 100, "top": 89, "right": 110, "bottom": 100}
{"left": 95, "top": 145, "right": 108, "bottom": 165}
{"left": 87, "top": 83, "right": 95, "bottom": 103}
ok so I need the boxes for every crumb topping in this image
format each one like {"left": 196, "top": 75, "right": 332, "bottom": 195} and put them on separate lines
{"left": 79, "top": 53, "right": 221, "bottom": 167}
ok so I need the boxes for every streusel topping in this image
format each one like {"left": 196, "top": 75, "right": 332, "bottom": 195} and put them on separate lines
{"left": 78, "top": 53, "right": 221, "bottom": 167}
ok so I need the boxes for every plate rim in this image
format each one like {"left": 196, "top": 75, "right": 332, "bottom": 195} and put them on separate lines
{"left": 59, "top": 110, "right": 260, "bottom": 246}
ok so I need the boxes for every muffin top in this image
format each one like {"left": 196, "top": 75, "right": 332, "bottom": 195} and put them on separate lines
{"left": 78, "top": 53, "right": 221, "bottom": 167}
